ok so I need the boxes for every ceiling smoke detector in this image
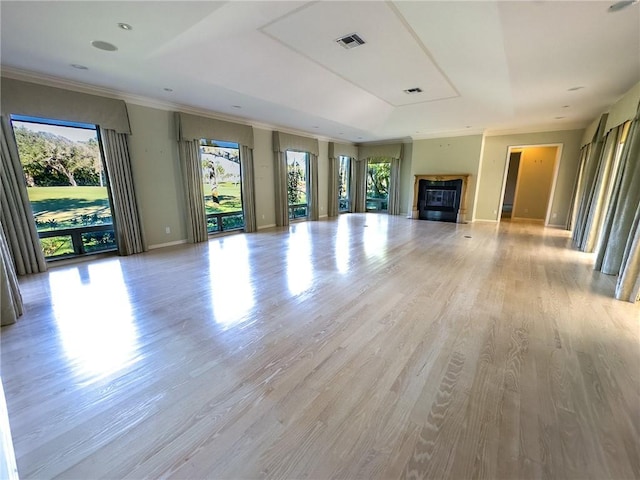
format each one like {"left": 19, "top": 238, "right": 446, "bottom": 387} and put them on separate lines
{"left": 336, "top": 33, "right": 365, "bottom": 49}
{"left": 404, "top": 87, "right": 423, "bottom": 94}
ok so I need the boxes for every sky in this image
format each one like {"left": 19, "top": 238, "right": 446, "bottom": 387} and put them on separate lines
{"left": 12, "top": 121, "right": 97, "bottom": 143}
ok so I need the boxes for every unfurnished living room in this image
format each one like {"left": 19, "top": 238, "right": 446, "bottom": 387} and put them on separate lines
{"left": 1, "top": 1, "right": 639, "bottom": 479}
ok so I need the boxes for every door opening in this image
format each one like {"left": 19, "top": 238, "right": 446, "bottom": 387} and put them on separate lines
{"left": 499, "top": 145, "right": 562, "bottom": 225}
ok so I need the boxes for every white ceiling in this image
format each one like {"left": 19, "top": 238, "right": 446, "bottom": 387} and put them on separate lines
{"left": 1, "top": 1, "right": 639, "bottom": 143}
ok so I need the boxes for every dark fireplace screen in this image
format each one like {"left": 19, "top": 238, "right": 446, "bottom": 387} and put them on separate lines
{"left": 418, "top": 179, "right": 463, "bottom": 222}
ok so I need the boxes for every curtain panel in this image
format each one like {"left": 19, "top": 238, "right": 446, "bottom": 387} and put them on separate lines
{"left": 240, "top": 146, "right": 257, "bottom": 233}
{"left": 595, "top": 103, "right": 640, "bottom": 302}
{"left": 273, "top": 150, "right": 289, "bottom": 227}
{"left": 100, "top": 129, "right": 146, "bottom": 255}
{"left": 0, "top": 116, "right": 47, "bottom": 275}
{"left": 353, "top": 159, "right": 368, "bottom": 213}
{"left": 328, "top": 141, "right": 358, "bottom": 160}
{"left": 309, "top": 154, "right": 319, "bottom": 221}
{"left": 358, "top": 143, "right": 402, "bottom": 160}
{"left": 1, "top": 220, "right": 23, "bottom": 326}
{"left": 581, "top": 125, "right": 623, "bottom": 252}
{"left": 572, "top": 114, "right": 608, "bottom": 249}
{"left": 175, "top": 112, "right": 254, "bottom": 148}
{"left": 566, "top": 144, "right": 590, "bottom": 230}
{"left": 178, "top": 140, "right": 208, "bottom": 242}
{"left": 327, "top": 155, "right": 338, "bottom": 217}
{"left": 273, "top": 131, "right": 319, "bottom": 156}
{"left": 1, "top": 78, "right": 131, "bottom": 134}
{"left": 388, "top": 158, "right": 401, "bottom": 215}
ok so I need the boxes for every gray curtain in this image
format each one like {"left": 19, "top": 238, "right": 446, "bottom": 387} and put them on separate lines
{"left": 349, "top": 158, "right": 358, "bottom": 213}
{"left": 240, "top": 145, "right": 257, "bottom": 233}
{"left": 1, "top": 221, "right": 23, "bottom": 326}
{"left": 100, "top": 129, "right": 146, "bottom": 255}
{"left": 274, "top": 150, "right": 289, "bottom": 227}
{"left": 309, "top": 154, "right": 319, "bottom": 221}
{"left": 595, "top": 104, "right": 640, "bottom": 303}
{"left": 572, "top": 114, "right": 608, "bottom": 249}
{"left": 566, "top": 144, "right": 590, "bottom": 230}
{"left": 581, "top": 126, "right": 623, "bottom": 252}
{"left": 353, "top": 159, "right": 368, "bottom": 213}
{"left": 328, "top": 155, "right": 338, "bottom": 217}
{"left": 388, "top": 157, "right": 401, "bottom": 215}
{"left": 0, "top": 116, "right": 47, "bottom": 275}
{"left": 178, "top": 140, "right": 208, "bottom": 243}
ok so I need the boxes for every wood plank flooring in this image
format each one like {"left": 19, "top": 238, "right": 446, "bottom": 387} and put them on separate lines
{"left": 1, "top": 214, "right": 638, "bottom": 479}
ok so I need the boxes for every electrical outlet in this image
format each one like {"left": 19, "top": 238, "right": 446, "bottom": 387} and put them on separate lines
{"left": 552, "top": 212, "right": 557, "bottom": 218}
{"left": 165, "top": 226, "right": 171, "bottom": 234}
{"left": 493, "top": 210, "right": 497, "bottom": 215}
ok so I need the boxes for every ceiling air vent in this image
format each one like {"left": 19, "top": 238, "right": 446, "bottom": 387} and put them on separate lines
{"left": 336, "top": 33, "right": 366, "bottom": 49}
{"left": 404, "top": 87, "right": 423, "bottom": 94}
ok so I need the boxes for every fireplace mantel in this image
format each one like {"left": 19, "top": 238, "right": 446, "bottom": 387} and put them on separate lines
{"left": 411, "top": 174, "right": 471, "bottom": 223}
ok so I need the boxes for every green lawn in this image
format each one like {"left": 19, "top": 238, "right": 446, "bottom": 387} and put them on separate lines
{"left": 27, "top": 186, "right": 112, "bottom": 230}
{"left": 203, "top": 182, "right": 242, "bottom": 214}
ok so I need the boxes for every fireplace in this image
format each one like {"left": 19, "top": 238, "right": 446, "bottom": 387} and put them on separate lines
{"left": 411, "top": 174, "right": 470, "bottom": 223}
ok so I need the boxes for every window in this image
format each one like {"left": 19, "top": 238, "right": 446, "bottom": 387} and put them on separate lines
{"left": 286, "top": 151, "right": 309, "bottom": 220}
{"left": 338, "top": 155, "right": 351, "bottom": 212}
{"left": 366, "top": 160, "right": 390, "bottom": 211}
{"left": 11, "top": 115, "right": 117, "bottom": 259}
{"left": 200, "top": 139, "right": 244, "bottom": 233}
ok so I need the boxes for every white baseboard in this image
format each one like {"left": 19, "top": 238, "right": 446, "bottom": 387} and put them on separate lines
{"left": 147, "top": 239, "right": 188, "bottom": 250}
{"left": 257, "top": 223, "right": 276, "bottom": 230}
{"left": 473, "top": 218, "right": 499, "bottom": 223}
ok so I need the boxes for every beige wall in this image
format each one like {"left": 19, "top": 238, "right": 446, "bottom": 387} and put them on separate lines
{"left": 252, "top": 127, "right": 276, "bottom": 229}
{"left": 127, "top": 104, "right": 186, "bottom": 248}
{"left": 410, "top": 135, "right": 483, "bottom": 221}
{"left": 512, "top": 146, "right": 557, "bottom": 220}
{"left": 475, "top": 129, "right": 583, "bottom": 225}
{"left": 318, "top": 140, "right": 329, "bottom": 218}
{"left": 399, "top": 142, "right": 414, "bottom": 215}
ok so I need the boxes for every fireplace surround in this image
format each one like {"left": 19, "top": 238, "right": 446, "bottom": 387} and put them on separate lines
{"left": 411, "top": 174, "right": 470, "bottom": 223}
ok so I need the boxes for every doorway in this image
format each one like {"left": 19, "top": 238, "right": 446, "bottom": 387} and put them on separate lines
{"left": 499, "top": 145, "right": 562, "bottom": 225}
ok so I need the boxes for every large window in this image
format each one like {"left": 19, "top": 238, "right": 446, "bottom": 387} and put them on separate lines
{"left": 286, "top": 151, "right": 309, "bottom": 220}
{"left": 200, "top": 139, "right": 243, "bottom": 233}
{"left": 11, "top": 116, "right": 117, "bottom": 259}
{"left": 338, "top": 155, "right": 351, "bottom": 213}
{"left": 366, "top": 160, "right": 390, "bottom": 212}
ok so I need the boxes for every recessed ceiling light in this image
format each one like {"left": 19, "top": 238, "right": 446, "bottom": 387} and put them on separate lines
{"left": 70, "top": 64, "right": 88, "bottom": 70}
{"left": 313, "top": 126, "right": 319, "bottom": 129}
{"left": 118, "top": 23, "right": 133, "bottom": 31}
{"left": 163, "top": 88, "right": 173, "bottom": 92}
{"left": 555, "top": 116, "right": 566, "bottom": 120}
{"left": 91, "top": 40, "right": 118, "bottom": 51}
{"left": 567, "top": 86, "right": 584, "bottom": 91}
{"left": 608, "top": 0, "right": 638, "bottom": 12}
{"left": 562, "top": 105, "right": 570, "bottom": 108}
{"left": 465, "top": 125, "right": 472, "bottom": 128}
{"left": 231, "top": 105, "right": 241, "bottom": 109}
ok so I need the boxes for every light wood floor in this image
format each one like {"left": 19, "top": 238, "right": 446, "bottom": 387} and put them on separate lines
{"left": 1, "top": 214, "right": 639, "bottom": 479}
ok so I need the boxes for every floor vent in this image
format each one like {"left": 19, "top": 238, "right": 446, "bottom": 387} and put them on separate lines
{"left": 336, "top": 33, "right": 366, "bottom": 49}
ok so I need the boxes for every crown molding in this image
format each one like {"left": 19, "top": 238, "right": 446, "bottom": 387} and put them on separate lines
{"left": 411, "top": 128, "right": 485, "bottom": 140}
{"left": 483, "top": 122, "right": 587, "bottom": 137}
